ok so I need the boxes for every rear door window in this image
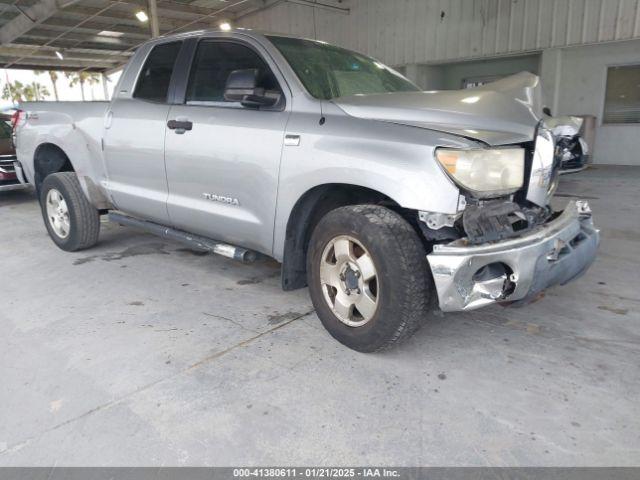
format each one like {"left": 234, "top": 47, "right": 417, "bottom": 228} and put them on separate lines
{"left": 134, "top": 41, "right": 182, "bottom": 103}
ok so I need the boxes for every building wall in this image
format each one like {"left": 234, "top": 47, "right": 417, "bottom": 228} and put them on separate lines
{"left": 551, "top": 39, "right": 640, "bottom": 165}
{"left": 239, "top": 0, "right": 640, "bottom": 66}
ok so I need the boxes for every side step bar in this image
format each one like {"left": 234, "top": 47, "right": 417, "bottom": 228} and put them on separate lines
{"left": 108, "top": 212, "right": 257, "bottom": 263}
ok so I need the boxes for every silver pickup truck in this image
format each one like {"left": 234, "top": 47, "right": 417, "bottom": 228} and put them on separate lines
{"left": 14, "top": 30, "right": 599, "bottom": 352}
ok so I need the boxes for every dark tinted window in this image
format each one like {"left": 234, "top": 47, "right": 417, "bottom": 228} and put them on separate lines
{"left": 134, "top": 41, "right": 182, "bottom": 102}
{"left": 603, "top": 65, "right": 640, "bottom": 124}
{"left": 186, "top": 41, "right": 280, "bottom": 104}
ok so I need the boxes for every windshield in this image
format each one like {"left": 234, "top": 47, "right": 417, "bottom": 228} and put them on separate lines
{"left": 267, "top": 36, "right": 420, "bottom": 100}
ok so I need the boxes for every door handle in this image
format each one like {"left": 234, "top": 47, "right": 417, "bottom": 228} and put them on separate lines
{"left": 284, "top": 134, "right": 300, "bottom": 146}
{"left": 167, "top": 119, "right": 193, "bottom": 134}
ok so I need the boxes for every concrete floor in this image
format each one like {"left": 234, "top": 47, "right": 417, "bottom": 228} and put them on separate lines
{"left": 0, "top": 165, "right": 638, "bottom": 466}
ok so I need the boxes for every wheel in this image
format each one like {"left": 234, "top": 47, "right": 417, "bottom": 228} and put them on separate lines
{"left": 307, "top": 204, "right": 434, "bottom": 352}
{"left": 40, "top": 172, "right": 100, "bottom": 252}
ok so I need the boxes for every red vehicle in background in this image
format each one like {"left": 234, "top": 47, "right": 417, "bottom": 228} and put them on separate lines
{"left": 0, "top": 112, "right": 29, "bottom": 192}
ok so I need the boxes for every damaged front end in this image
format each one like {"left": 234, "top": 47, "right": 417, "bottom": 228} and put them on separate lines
{"left": 423, "top": 123, "right": 600, "bottom": 312}
{"left": 426, "top": 200, "right": 598, "bottom": 311}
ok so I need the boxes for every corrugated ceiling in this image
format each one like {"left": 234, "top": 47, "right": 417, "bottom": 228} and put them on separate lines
{"left": 0, "top": 0, "right": 267, "bottom": 71}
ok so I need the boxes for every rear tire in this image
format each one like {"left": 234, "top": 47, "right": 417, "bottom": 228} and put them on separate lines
{"left": 40, "top": 172, "right": 100, "bottom": 252}
{"left": 307, "top": 204, "right": 434, "bottom": 352}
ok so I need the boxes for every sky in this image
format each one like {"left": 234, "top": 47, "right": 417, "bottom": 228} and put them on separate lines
{"left": 0, "top": 68, "right": 122, "bottom": 111}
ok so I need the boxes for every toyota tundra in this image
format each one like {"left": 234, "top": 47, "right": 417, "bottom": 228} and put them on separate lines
{"left": 13, "top": 30, "right": 599, "bottom": 352}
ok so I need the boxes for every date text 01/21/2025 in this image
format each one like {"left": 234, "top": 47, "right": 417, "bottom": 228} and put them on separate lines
{"left": 232, "top": 468, "right": 400, "bottom": 478}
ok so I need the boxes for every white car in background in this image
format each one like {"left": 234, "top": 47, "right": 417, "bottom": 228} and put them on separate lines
{"left": 543, "top": 109, "right": 590, "bottom": 173}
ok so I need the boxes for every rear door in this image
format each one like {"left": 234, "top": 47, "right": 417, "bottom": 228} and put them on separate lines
{"left": 163, "top": 38, "right": 290, "bottom": 254}
{"left": 103, "top": 40, "right": 183, "bottom": 224}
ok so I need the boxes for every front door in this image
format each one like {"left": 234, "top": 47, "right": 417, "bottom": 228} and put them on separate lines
{"left": 164, "top": 39, "right": 290, "bottom": 254}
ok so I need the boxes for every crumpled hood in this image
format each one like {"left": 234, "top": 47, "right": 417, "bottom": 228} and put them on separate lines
{"left": 332, "top": 72, "right": 543, "bottom": 146}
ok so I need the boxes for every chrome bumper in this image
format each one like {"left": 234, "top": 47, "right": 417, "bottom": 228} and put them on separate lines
{"left": 13, "top": 160, "right": 27, "bottom": 184}
{"left": 427, "top": 200, "right": 599, "bottom": 312}
{"left": 0, "top": 159, "right": 29, "bottom": 192}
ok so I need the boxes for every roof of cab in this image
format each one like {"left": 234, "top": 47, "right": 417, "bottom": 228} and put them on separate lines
{"left": 142, "top": 28, "right": 325, "bottom": 46}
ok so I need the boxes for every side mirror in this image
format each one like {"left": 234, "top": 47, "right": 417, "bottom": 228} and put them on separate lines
{"left": 224, "top": 68, "right": 278, "bottom": 108}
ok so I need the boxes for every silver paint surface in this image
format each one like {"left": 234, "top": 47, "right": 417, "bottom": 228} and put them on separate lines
{"left": 332, "top": 72, "right": 542, "bottom": 146}
{"left": 16, "top": 30, "right": 544, "bottom": 262}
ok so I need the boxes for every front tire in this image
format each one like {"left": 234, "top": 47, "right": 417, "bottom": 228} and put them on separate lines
{"left": 40, "top": 172, "right": 100, "bottom": 252}
{"left": 307, "top": 205, "right": 434, "bottom": 352}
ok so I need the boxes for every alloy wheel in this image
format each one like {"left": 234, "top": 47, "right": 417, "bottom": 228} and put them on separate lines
{"left": 45, "top": 188, "right": 70, "bottom": 239}
{"left": 319, "top": 235, "right": 379, "bottom": 327}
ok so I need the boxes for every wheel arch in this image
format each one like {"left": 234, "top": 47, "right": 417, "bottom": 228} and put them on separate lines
{"left": 33, "top": 142, "right": 75, "bottom": 192}
{"left": 32, "top": 141, "right": 112, "bottom": 210}
{"left": 281, "top": 183, "right": 404, "bottom": 291}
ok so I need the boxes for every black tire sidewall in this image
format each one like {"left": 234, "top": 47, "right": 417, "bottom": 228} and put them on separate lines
{"left": 307, "top": 206, "right": 431, "bottom": 352}
{"left": 40, "top": 174, "right": 82, "bottom": 251}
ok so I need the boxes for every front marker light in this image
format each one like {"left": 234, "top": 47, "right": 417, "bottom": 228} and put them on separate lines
{"left": 435, "top": 147, "right": 525, "bottom": 198}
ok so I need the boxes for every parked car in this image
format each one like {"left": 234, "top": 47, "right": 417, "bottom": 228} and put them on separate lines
{"left": 0, "top": 113, "right": 29, "bottom": 191}
{"left": 543, "top": 109, "right": 590, "bottom": 172}
{"left": 13, "top": 30, "right": 599, "bottom": 352}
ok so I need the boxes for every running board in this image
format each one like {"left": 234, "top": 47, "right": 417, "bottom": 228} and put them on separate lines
{"left": 108, "top": 212, "right": 257, "bottom": 263}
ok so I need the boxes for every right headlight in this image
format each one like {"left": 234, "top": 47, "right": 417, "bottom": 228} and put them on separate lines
{"left": 435, "top": 147, "right": 525, "bottom": 198}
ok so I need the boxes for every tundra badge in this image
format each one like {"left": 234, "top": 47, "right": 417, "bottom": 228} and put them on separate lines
{"left": 203, "top": 193, "right": 240, "bottom": 206}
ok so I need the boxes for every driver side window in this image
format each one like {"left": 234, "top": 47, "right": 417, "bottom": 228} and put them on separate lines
{"left": 185, "top": 41, "right": 281, "bottom": 106}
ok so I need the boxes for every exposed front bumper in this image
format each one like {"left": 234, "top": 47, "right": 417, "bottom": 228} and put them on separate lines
{"left": 427, "top": 200, "right": 599, "bottom": 312}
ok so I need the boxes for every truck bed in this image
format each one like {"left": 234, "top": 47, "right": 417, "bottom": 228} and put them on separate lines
{"left": 19, "top": 101, "right": 110, "bottom": 122}
{"left": 16, "top": 101, "right": 111, "bottom": 188}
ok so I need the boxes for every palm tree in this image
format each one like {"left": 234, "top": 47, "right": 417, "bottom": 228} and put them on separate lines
{"left": 2, "top": 80, "right": 26, "bottom": 103}
{"left": 35, "top": 70, "right": 60, "bottom": 100}
{"left": 23, "top": 82, "right": 50, "bottom": 101}
{"left": 65, "top": 71, "right": 101, "bottom": 101}
{"left": 65, "top": 72, "right": 83, "bottom": 100}
{"left": 48, "top": 71, "right": 60, "bottom": 100}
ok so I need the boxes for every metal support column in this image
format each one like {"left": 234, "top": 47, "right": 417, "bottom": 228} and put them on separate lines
{"left": 101, "top": 73, "right": 109, "bottom": 100}
{"left": 148, "top": 0, "right": 160, "bottom": 38}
